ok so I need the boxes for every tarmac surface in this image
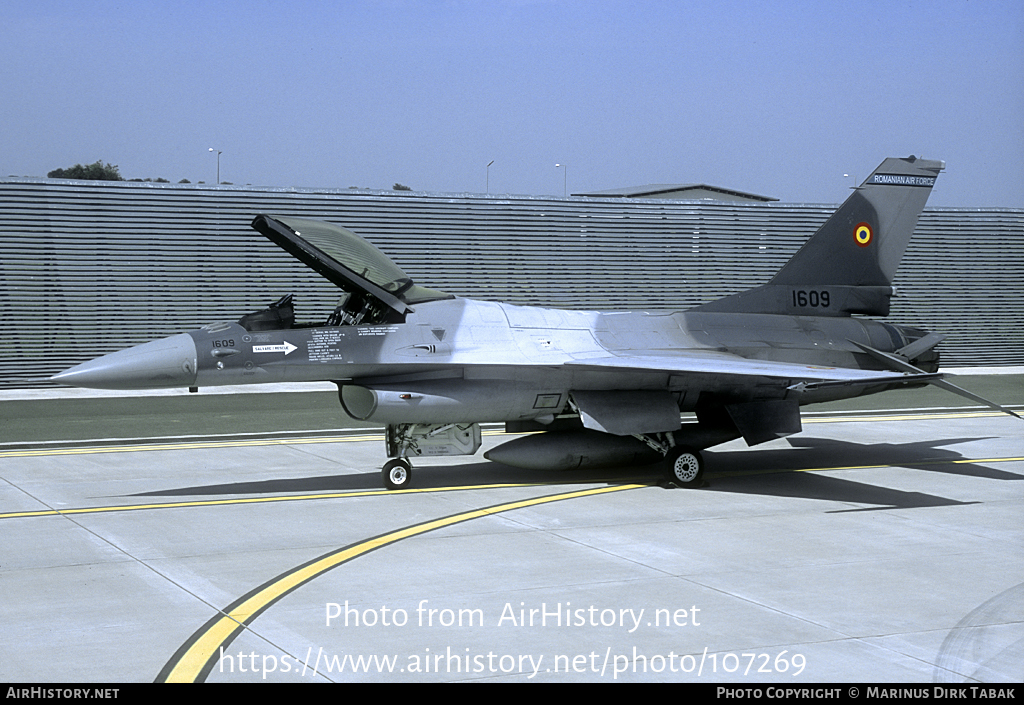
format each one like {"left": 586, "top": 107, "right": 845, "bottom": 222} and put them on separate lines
{"left": 1, "top": 373, "right": 1021, "bottom": 683}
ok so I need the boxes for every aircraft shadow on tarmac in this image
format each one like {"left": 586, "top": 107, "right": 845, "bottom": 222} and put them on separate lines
{"left": 704, "top": 435, "right": 1019, "bottom": 513}
{"left": 127, "top": 434, "right": 1018, "bottom": 513}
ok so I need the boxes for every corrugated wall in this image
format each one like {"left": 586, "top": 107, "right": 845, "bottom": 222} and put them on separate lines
{"left": 2, "top": 178, "right": 1022, "bottom": 389}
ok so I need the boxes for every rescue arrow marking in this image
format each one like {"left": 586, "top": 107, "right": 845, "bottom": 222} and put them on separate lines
{"left": 251, "top": 342, "right": 297, "bottom": 355}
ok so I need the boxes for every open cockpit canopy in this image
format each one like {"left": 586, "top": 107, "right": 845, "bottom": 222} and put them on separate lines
{"left": 251, "top": 214, "right": 453, "bottom": 320}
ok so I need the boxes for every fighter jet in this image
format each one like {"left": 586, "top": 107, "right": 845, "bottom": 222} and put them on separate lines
{"left": 51, "top": 156, "right": 1018, "bottom": 490}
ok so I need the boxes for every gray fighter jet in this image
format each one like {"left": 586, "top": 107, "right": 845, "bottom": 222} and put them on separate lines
{"left": 52, "top": 156, "right": 1018, "bottom": 490}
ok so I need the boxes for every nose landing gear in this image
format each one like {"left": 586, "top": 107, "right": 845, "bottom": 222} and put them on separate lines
{"left": 382, "top": 458, "right": 413, "bottom": 490}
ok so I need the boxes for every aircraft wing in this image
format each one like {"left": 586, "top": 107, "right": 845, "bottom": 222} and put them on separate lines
{"left": 564, "top": 350, "right": 936, "bottom": 387}
{"left": 563, "top": 350, "right": 940, "bottom": 442}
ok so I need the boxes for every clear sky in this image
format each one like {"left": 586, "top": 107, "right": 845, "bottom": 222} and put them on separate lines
{"left": 2, "top": 0, "right": 1021, "bottom": 206}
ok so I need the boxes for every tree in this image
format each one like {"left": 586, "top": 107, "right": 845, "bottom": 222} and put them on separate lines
{"left": 393, "top": 183, "right": 412, "bottom": 191}
{"left": 47, "top": 161, "right": 124, "bottom": 181}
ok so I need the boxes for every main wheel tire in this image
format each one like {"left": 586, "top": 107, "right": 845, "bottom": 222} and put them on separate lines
{"left": 663, "top": 447, "right": 704, "bottom": 488}
{"left": 382, "top": 458, "right": 413, "bottom": 490}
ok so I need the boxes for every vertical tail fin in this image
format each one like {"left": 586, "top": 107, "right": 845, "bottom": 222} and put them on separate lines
{"left": 696, "top": 156, "right": 944, "bottom": 317}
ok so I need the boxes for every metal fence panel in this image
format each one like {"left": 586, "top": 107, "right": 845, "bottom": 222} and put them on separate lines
{"left": 1, "top": 179, "right": 1021, "bottom": 388}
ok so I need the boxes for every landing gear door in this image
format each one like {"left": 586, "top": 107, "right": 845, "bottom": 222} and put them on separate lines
{"left": 571, "top": 390, "right": 682, "bottom": 436}
{"left": 386, "top": 423, "right": 483, "bottom": 458}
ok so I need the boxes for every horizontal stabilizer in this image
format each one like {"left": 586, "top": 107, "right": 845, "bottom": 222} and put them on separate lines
{"left": 849, "top": 340, "right": 1022, "bottom": 419}
{"left": 895, "top": 332, "right": 947, "bottom": 361}
{"left": 929, "top": 378, "right": 1023, "bottom": 419}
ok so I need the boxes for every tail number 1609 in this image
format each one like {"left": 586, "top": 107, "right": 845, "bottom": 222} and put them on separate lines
{"left": 792, "top": 290, "right": 830, "bottom": 308}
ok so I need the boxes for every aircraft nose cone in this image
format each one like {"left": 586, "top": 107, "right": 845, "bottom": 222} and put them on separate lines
{"left": 51, "top": 333, "right": 198, "bottom": 390}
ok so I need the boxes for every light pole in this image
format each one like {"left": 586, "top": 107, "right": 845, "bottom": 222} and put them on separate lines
{"left": 555, "top": 163, "right": 567, "bottom": 197}
{"left": 209, "top": 148, "right": 222, "bottom": 184}
{"left": 843, "top": 173, "right": 857, "bottom": 190}
{"left": 486, "top": 160, "right": 494, "bottom": 194}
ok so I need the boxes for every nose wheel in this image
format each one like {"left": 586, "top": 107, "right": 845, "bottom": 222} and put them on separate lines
{"left": 663, "top": 447, "right": 704, "bottom": 488}
{"left": 382, "top": 458, "right": 413, "bottom": 490}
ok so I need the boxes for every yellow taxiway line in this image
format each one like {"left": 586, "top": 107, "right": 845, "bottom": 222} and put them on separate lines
{"left": 0, "top": 434, "right": 386, "bottom": 459}
{"left": 0, "top": 481, "right": 594, "bottom": 520}
{"left": 155, "top": 483, "right": 646, "bottom": 683}
{"left": 803, "top": 410, "right": 1010, "bottom": 423}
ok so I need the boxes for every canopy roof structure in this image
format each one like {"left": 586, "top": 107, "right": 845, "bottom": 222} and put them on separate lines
{"left": 252, "top": 214, "right": 453, "bottom": 316}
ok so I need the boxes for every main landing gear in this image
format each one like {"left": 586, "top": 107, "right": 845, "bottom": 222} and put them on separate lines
{"left": 379, "top": 432, "right": 706, "bottom": 491}
{"left": 663, "top": 446, "right": 705, "bottom": 488}
{"left": 382, "top": 458, "right": 412, "bottom": 490}
{"left": 633, "top": 433, "right": 706, "bottom": 488}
